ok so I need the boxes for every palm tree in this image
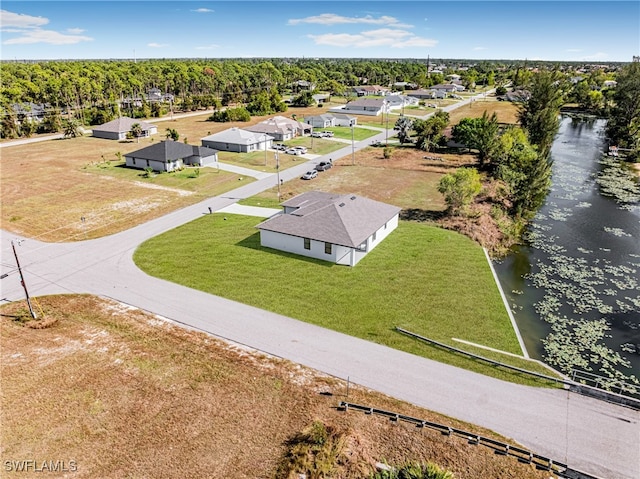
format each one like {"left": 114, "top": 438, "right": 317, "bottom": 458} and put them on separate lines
{"left": 130, "top": 123, "right": 143, "bottom": 143}
{"left": 62, "top": 118, "right": 82, "bottom": 138}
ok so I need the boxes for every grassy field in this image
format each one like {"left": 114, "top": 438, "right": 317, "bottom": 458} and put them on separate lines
{"left": 133, "top": 214, "right": 557, "bottom": 385}
{"left": 447, "top": 97, "right": 520, "bottom": 126}
{"left": 0, "top": 295, "right": 553, "bottom": 479}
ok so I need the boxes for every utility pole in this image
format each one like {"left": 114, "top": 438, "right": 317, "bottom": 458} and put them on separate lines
{"left": 276, "top": 151, "right": 281, "bottom": 201}
{"left": 11, "top": 240, "right": 37, "bottom": 319}
{"left": 351, "top": 121, "right": 355, "bottom": 165}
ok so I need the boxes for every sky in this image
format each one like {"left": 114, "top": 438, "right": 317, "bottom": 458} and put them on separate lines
{"left": 1, "top": 1, "right": 638, "bottom": 62}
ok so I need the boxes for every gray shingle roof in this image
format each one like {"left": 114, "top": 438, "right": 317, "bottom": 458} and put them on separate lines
{"left": 201, "top": 127, "right": 273, "bottom": 145}
{"left": 256, "top": 191, "right": 400, "bottom": 248}
{"left": 93, "top": 117, "right": 156, "bottom": 133}
{"left": 125, "top": 140, "right": 217, "bottom": 162}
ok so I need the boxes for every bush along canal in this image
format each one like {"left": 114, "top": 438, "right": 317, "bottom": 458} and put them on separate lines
{"left": 494, "top": 116, "right": 640, "bottom": 389}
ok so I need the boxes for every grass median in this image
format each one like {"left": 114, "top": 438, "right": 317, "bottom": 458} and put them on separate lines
{"left": 133, "top": 213, "right": 559, "bottom": 385}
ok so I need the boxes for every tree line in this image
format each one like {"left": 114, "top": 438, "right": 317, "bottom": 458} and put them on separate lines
{"left": 0, "top": 58, "right": 520, "bottom": 139}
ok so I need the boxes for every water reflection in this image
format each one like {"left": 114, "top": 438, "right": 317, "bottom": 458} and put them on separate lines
{"left": 494, "top": 116, "right": 640, "bottom": 385}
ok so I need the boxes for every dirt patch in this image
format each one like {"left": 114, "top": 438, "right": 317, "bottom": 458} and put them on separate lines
{"left": 1, "top": 295, "right": 555, "bottom": 479}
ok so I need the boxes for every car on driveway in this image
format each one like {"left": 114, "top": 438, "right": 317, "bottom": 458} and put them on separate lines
{"left": 320, "top": 131, "right": 334, "bottom": 137}
{"left": 315, "top": 160, "right": 333, "bottom": 171}
{"left": 285, "top": 148, "right": 303, "bottom": 155}
{"left": 293, "top": 146, "right": 308, "bottom": 154}
{"left": 301, "top": 170, "right": 318, "bottom": 180}
{"left": 310, "top": 132, "right": 324, "bottom": 138}
{"left": 273, "top": 143, "right": 287, "bottom": 150}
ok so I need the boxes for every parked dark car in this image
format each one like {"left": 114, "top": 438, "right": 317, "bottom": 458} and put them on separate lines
{"left": 301, "top": 170, "right": 318, "bottom": 180}
{"left": 315, "top": 160, "right": 333, "bottom": 171}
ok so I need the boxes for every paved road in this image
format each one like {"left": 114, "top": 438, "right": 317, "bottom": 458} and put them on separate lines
{"left": 2, "top": 121, "right": 638, "bottom": 479}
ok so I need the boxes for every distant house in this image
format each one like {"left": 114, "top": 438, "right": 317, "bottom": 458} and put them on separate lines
{"left": 11, "top": 102, "right": 47, "bottom": 122}
{"left": 201, "top": 127, "right": 273, "bottom": 153}
{"left": 603, "top": 80, "right": 617, "bottom": 88}
{"left": 406, "top": 89, "right": 436, "bottom": 100}
{"left": 384, "top": 95, "right": 419, "bottom": 110}
{"left": 351, "top": 85, "right": 390, "bottom": 97}
{"left": 92, "top": 117, "right": 158, "bottom": 140}
{"left": 147, "top": 88, "right": 174, "bottom": 103}
{"left": 312, "top": 94, "right": 331, "bottom": 104}
{"left": 304, "top": 114, "right": 335, "bottom": 129}
{"left": 430, "top": 84, "right": 459, "bottom": 93}
{"left": 304, "top": 113, "right": 357, "bottom": 128}
{"left": 330, "top": 98, "right": 385, "bottom": 116}
{"left": 244, "top": 115, "right": 311, "bottom": 141}
{"left": 256, "top": 191, "right": 401, "bottom": 266}
{"left": 292, "top": 80, "right": 315, "bottom": 91}
{"left": 124, "top": 140, "right": 218, "bottom": 172}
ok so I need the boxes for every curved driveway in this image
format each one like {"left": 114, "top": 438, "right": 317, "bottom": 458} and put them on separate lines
{"left": 2, "top": 121, "right": 638, "bottom": 479}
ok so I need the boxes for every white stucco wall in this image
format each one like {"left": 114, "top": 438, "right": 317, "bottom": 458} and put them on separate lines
{"left": 259, "top": 213, "right": 399, "bottom": 267}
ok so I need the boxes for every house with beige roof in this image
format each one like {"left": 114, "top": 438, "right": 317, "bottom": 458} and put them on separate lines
{"left": 201, "top": 127, "right": 273, "bottom": 153}
{"left": 244, "top": 115, "right": 311, "bottom": 141}
{"left": 92, "top": 117, "right": 158, "bottom": 140}
{"left": 256, "top": 191, "right": 401, "bottom": 266}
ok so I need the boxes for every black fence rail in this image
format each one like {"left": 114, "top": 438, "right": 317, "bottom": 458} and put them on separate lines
{"left": 396, "top": 327, "right": 640, "bottom": 410}
{"left": 338, "top": 400, "right": 602, "bottom": 479}
{"left": 570, "top": 369, "right": 640, "bottom": 399}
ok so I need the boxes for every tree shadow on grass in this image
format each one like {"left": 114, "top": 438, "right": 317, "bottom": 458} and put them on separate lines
{"left": 236, "top": 232, "right": 335, "bottom": 268}
{"left": 400, "top": 208, "right": 448, "bottom": 222}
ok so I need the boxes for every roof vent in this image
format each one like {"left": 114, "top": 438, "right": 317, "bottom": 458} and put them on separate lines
{"left": 350, "top": 196, "right": 356, "bottom": 200}
{"left": 338, "top": 202, "right": 345, "bottom": 207}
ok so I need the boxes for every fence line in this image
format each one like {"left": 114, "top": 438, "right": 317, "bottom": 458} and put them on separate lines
{"left": 395, "top": 327, "right": 640, "bottom": 409}
{"left": 338, "top": 400, "right": 602, "bottom": 479}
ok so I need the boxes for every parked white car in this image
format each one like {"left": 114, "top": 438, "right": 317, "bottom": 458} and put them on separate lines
{"left": 285, "top": 148, "right": 303, "bottom": 155}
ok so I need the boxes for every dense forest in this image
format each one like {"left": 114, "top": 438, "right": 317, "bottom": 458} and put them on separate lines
{"left": 0, "top": 57, "right": 626, "bottom": 139}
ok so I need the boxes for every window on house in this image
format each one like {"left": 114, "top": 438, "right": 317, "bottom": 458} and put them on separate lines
{"left": 324, "top": 242, "right": 332, "bottom": 255}
{"left": 372, "top": 231, "right": 377, "bottom": 241}
{"left": 384, "top": 222, "right": 387, "bottom": 230}
{"left": 304, "top": 238, "right": 311, "bottom": 250}
{"left": 146, "top": 160, "right": 150, "bottom": 167}
{"left": 132, "top": 158, "right": 136, "bottom": 165}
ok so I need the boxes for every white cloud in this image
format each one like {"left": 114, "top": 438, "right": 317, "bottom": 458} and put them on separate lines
{"left": 308, "top": 28, "right": 437, "bottom": 49}
{"left": 3, "top": 29, "right": 93, "bottom": 45}
{"left": 192, "top": 8, "right": 214, "bottom": 13}
{"left": 473, "top": 46, "right": 487, "bottom": 51}
{"left": 0, "top": 10, "right": 48, "bottom": 28}
{"left": 289, "top": 13, "right": 412, "bottom": 28}
{"left": 148, "top": 43, "right": 169, "bottom": 48}
{"left": 195, "top": 44, "right": 220, "bottom": 50}
{"left": 1, "top": 10, "right": 92, "bottom": 45}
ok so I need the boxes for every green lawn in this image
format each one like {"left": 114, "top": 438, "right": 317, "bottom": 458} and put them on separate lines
{"left": 84, "top": 160, "right": 252, "bottom": 194}
{"left": 134, "top": 214, "right": 558, "bottom": 385}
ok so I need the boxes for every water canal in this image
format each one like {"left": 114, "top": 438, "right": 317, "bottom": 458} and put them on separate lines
{"left": 494, "top": 116, "right": 640, "bottom": 386}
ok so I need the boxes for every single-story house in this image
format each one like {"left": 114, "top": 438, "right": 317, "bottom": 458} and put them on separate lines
{"left": 92, "top": 117, "right": 158, "bottom": 140}
{"left": 244, "top": 115, "right": 311, "bottom": 141}
{"left": 11, "top": 102, "right": 47, "bottom": 122}
{"left": 384, "top": 95, "right": 419, "bottom": 110}
{"left": 304, "top": 113, "right": 357, "bottom": 128}
{"left": 312, "top": 94, "right": 331, "bottom": 104}
{"left": 256, "top": 191, "right": 401, "bottom": 267}
{"left": 406, "top": 89, "right": 436, "bottom": 100}
{"left": 201, "top": 127, "right": 273, "bottom": 153}
{"left": 304, "top": 114, "right": 335, "bottom": 129}
{"left": 331, "top": 113, "right": 357, "bottom": 127}
{"left": 330, "top": 98, "right": 385, "bottom": 116}
{"left": 351, "top": 85, "right": 390, "bottom": 97}
{"left": 147, "top": 88, "right": 174, "bottom": 102}
{"left": 292, "top": 80, "right": 315, "bottom": 91}
{"left": 124, "top": 140, "right": 218, "bottom": 172}
{"left": 603, "top": 80, "right": 617, "bottom": 88}
{"left": 430, "top": 84, "right": 459, "bottom": 93}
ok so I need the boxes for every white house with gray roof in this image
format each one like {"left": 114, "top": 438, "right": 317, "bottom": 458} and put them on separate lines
{"left": 92, "top": 117, "right": 158, "bottom": 140}
{"left": 201, "top": 127, "right": 273, "bottom": 153}
{"left": 256, "top": 191, "right": 401, "bottom": 266}
{"left": 244, "top": 115, "right": 311, "bottom": 141}
{"left": 124, "top": 140, "right": 218, "bottom": 172}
